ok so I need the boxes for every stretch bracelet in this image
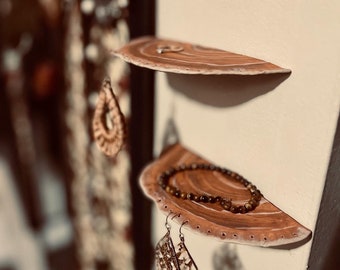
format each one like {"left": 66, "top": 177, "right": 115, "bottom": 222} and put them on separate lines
{"left": 158, "top": 163, "right": 262, "bottom": 214}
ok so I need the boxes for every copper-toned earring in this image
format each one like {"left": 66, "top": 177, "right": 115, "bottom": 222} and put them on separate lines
{"left": 155, "top": 213, "right": 181, "bottom": 270}
{"left": 176, "top": 221, "right": 198, "bottom": 270}
{"left": 92, "top": 77, "right": 126, "bottom": 158}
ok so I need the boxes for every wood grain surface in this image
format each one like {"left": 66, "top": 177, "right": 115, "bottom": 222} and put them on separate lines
{"left": 139, "top": 144, "right": 312, "bottom": 248}
{"left": 112, "top": 36, "right": 291, "bottom": 75}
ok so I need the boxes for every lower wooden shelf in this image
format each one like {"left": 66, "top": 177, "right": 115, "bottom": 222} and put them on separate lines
{"left": 139, "top": 144, "right": 312, "bottom": 249}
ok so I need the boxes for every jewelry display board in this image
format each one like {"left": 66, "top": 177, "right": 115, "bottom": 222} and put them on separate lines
{"left": 112, "top": 36, "right": 291, "bottom": 75}
{"left": 139, "top": 144, "right": 312, "bottom": 248}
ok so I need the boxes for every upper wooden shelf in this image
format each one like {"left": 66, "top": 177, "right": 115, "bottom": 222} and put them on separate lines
{"left": 112, "top": 36, "right": 291, "bottom": 75}
{"left": 139, "top": 144, "right": 311, "bottom": 249}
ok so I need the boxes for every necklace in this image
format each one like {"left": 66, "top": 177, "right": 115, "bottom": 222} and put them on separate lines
{"left": 158, "top": 163, "right": 262, "bottom": 214}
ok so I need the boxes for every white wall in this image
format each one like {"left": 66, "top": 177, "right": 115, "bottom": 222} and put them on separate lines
{"left": 153, "top": 1, "right": 340, "bottom": 269}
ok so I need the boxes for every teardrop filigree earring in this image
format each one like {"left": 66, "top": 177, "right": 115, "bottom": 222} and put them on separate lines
{"left": 176, "top": 221, "right": 198, "bottom": 270}
{"left": 92, "top": 77, "right": 126, "bottom": 158}
{"left": 155, "top": 213, "right": 181, "bottom": 270}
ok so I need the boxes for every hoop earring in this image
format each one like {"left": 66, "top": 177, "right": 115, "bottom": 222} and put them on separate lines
{"left": 155, "top": 213, "right": 181, "bottom": 270}
{"left": 176, "top": 221, "right": 198, "bottom": 270}
{"left": 92, "top": 77, "right": 126, "bottom": 158}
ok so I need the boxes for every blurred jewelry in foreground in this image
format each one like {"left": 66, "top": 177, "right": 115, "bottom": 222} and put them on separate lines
{"left": 92, "top": 77, "right": 126, "bottom": 158}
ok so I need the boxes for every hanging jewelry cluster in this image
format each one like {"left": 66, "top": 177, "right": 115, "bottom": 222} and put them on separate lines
{"left": 158, "top": 163, "right": 262, "bottom": 214}
{"left": 155, "top": 213, "right": 198, "bottom": 270}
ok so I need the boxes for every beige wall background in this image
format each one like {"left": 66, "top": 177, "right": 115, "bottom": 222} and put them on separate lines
{"left": 152, "top": 1, "right": 340, "bottom": 269}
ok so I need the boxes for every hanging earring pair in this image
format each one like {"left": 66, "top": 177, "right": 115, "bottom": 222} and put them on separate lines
{"left": 155, "top": 213, "right": 198, "bottom": 270}
{"left": 92, "top": 77, "right": 126, "bottom": 158}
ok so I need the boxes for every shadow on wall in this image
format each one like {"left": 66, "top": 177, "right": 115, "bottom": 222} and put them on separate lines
{"left": 167, "top": 73, "right": 290, "bottom": 107}
{"left": 213, "top": 243, "right": 244, "bottom": 270}
{"left": 161, "top": 72, "right": 290, "bottom": 149}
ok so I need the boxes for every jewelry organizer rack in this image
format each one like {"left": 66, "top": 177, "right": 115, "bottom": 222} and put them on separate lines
{"left": 112, "top": 36, "right": 291, "bottom": 75}
{"left": 113, "top": 36, "right": 311, "bottom": 248}
{"left": 140, "top": 144, "right": 312, "bottom": 248}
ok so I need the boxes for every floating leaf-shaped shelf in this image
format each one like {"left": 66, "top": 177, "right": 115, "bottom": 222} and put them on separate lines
{"left": 112, "top": 36, "right": 291, "bottom": 75}
{"left": 139, "top": 144, "right": 311, "bottom": 248}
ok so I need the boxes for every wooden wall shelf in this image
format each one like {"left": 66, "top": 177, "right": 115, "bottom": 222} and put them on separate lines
{"left": 139, "top": 144, "right": 311, "bottom": 249}
{"left": 112, "top": 36, "right": 291, "bottom": 75}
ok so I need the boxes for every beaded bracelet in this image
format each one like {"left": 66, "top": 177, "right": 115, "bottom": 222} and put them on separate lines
{"left": 158, "top": 163, "right": 262, "bottom": 214}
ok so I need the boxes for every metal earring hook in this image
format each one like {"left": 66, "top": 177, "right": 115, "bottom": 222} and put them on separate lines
{"left": 165, "top": 211, "right": 172, "bottom": 230}
{"left": 179, "top": 220, "right": 188, "bottom": 241}
{"left": 165, "top": 211, "right": 177, "bottom": 229}
{"left": 165, "top": 212, "right": 180, "bottom": 231}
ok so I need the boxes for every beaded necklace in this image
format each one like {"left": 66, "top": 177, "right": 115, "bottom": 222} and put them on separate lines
{"left": 158, "top": 163, "right": 262, "bottom": 214}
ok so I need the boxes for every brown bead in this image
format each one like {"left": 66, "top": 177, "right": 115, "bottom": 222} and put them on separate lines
{"left": 249, "top": 199, "right": 259, "bottom": 207}
{"left": 200, "top": 195, "right": 209, "bottom": 202}
{"left": 174, "top": 190, "right": 181, "bottom": 198}
{"left": 187, "top": 193, "right": 195, "bottom": 200}
{"left": 160, "top": 183, "right": 167, "bottom": 189}
{"left": 221, "top": 168, "right": 230, "bottom": 174}
{"left": 248, "top": 185, "right": 257, "bottom": 193}
{"left": 208, "top": 196, "right": 216, "bottom": 203}
{"left": 215, "top": 196, "right": 222, "bottom": 202}
{"left": 158, "top": 177, "right": 167, "bottom": 188}
{"left": 244, "top": 203, "right": 253, "bottom": 211}
{"left": 179, "top": 164, "right": 187, "bottom": 170}
{"left": 220, "top": 199, "right": 231, "bottom": 210}
{"left": 209, "top": 165, "right": 216, "bottom": 170}
{"left": 169, "top": 188, "right": 176, "bottom": 195}
{"left": 242, "top": 179, "right": 250, "bottom": 186}
{"left": 214, "top": 166, "right": 222, "bottom": 172}
{"left": 160, "top": 172, "right": 167, "bottom": 179}
{"left": 250, "top": 186, "right": 258, "bottom": 193}
{"left": 190, "top": 163, "right": 198, "bottom": 170}
{"left": 252, "top": 189, "right": 260, "bottom": 195}
{"left": 197, "top": 164, "right": 205, "bottom": 169}
{"left": 252, "top": 190, "right": 262, "bottom": 201}
{"left": 230, "top": 206, "right": 238, "bottom": 213}
{"left": 253, "top": 195, "right": 262, "bottom": 202}
{"left": 165, "top": 169, "right": 174, "bottom": 176}
{"left": 180, "top": 192, "right": 187, "bottom": 199}
{"left": 238, "top": 206, "right": 247, "bottom": 214}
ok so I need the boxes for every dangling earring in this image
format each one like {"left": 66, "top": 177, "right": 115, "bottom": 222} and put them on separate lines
{"left": 155, "top": 213, "right": 181, "bottom": 270}
{"left": 92, "top": 77, "right": 126, "bottom": 158}
{"left": 176, "top": 221, "right": 198, "bottom": 270}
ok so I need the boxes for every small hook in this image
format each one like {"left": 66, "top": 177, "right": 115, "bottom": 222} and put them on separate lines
{"left": 180, "top": 220, "right": 188, "bottom": 234}
{"left": 165, "top": 211, "right": 181, "bottom": 231}
{"left": 171, "top": 213, "right": 181, "bottom": 220}
{"left": 165, "top": 211, "right": 178, "bottom": 230}
{"left": 179, "top": 220, "right": 188, "bottom": 241}
{"left": 165, "top": 211, "right": 172, "bottom": 230}
{"left": 102, "top": 76, "right": 115, "bottom": 97}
